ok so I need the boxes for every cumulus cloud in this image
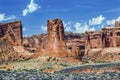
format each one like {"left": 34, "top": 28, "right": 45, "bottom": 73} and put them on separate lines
{"left": 116, "top": 16, "right": 120, "bottom": 21}
{"left": 0, "top": 14, "right": 16, "bottom": 21}
{"left": 89, "top": 15, "right": 105, "bottom": 25}
{"left": 22, "top": 27, "right": 29, "bottom": 37}
{"left": 40, "top": 15, "right": 120, "bottom": 33}
{"left": 41, "top": 25, "right": 47, "bottom": 32}
{"left": 63, "top": 21, "right": 72, "bottom": 31}
{"left": 57, "top": 15, "right": 105, "bottom": 33}
{"left": 23, "top": 27, "right": 28, "bottom": 31}
{"left": 23, "top": 34, "right": 30, "bottom": 37}
{"left": 89, "top": 27, "right": 96, "bottom": 31}
{"left": 63, "top": 15, "right": 120, "bottom": 33}
{"left": 74, "top": 22, "right": 95, "bottom": 33}
{"left": 23, "top": 0, "right": 40, "bottom": 16}
{"left": 74, "top": 22, "right": 82, "bottom": 33}
{"left": 106, "top": 16, "right": 120, "bottom": 26}
{"left": 106, "top": 19, "right": 115, "bottom": 26}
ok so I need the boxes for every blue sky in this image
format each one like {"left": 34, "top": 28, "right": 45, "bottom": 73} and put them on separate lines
{"left": 0, "top": 0, "right": 120, "bottom": 36}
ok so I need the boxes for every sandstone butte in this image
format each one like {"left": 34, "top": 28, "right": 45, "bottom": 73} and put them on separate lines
{"left": 0, "top": 18, "right": 120, "bottom": 62}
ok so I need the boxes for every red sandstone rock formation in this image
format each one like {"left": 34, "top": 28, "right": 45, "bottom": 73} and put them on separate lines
{"left": 46, "top": 19, "right": 67, "bottom": 57}
{"left": 0, "top": 21, "right": 22, "bottom": 46}
{"left": 21, "top": 19, "right": 120, "bottom": 61}
{"left": 23, "top": 34, "right": 47, "bottom": 53}
{"left": 83, "top": 47, "right": 120, "bottom": 62}
{"left": 0, "top": 38, "right": 32, "bottom": 63}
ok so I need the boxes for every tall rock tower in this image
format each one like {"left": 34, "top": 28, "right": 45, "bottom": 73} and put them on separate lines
{"left": 46, "top": 19, "right": 67, "bottom": 57}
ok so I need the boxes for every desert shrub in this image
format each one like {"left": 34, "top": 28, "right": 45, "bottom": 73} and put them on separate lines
{"left": 59, "top": 63, "right": 68, "bottom": 67}
{"left": 7, "top": 68, "right": 11, "bottom": 71}
{"left": 47, "top": 56, "right": 52, "bottom": 62}
{"left": 52, "top": 57, "right": 56, "bottom": 61}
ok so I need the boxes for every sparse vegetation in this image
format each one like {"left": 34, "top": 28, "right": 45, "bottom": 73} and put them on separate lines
{"left": 59, "top": 63, "right": 69, "bottom": 67}
{"left": 0, "top": 54, "right": 120, "bottom": 79}
{"left": 47, "top": 56, "right": 52, "bottom": 62}
{"left": 94, "top": 60, "right": 111, "bottom": 63}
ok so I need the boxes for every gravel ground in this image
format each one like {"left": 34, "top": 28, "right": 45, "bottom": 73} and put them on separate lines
{"left": 55, "top": 61, "right": 120, "bottom": 74}
{"left": 0, "top": 70, "right": 120, "bottom": 80}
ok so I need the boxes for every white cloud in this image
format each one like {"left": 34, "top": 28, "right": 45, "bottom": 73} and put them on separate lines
{"left": 23, "top": 27, "right": 29, "bottom": 37}
{"left": 74, "top": 22, "right": 82, "bottom": 33}
{"left": 74, "top": 22, "right": 95, "bottom": 33}
{"left": 4, "top": 15, "right": 16, "bottom": 21}
{"left": 84, "top": 24, "right": 90, "bottom": 31}
{"left": 23, "top": 27, "right": 28, "bottom": 31}
{"left": 0, "top": 14, "right": 5, "bottom": 21}
{"left": 63, "top": 15, "right": 120, "bottom": 33}
{"left": 63, "top": 21, "right": 71, "bottom": 31}
{"left": 100, "top": 24, "right": 105, "bottom": 28}
{"left": 0, "top": 14, "right": 16, "bottom": 21}
{"left": 116, "top": 16, "right": 120, "bottom": 21}
{"left": 106, "top": 19, "right": 115, "bottom": 26}
{"left": 105, "top": 16, "right": 120, "bottom": 26}
{"left": 89, "top": 15, "right": 105, "bottom": 25}
{"left": 90, "top": 27, "right": 95, "bottom": 31}
{"left": 41, "top": 25, "right": 47, "bottom": 32}
{"left": 23, "top": 0, "right": 40, "bottom": 16}
{"left": 23, "top": 34, "right": 30, "bottom": 37}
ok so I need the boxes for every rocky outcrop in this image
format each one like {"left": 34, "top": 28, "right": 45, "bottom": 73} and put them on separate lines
{"left": 0, "top": 39, "right": 30, "bottom": 63}
{"left": 83, "top": 47, "right": 120, "bottom": 62}
{"left": 115, "top": 21, "right": 120, "bottom": 27}
{"left": 64, "top": 32, "right": 84, "bottom": 40}
{"left": 0, "top": 21, "right": 36, "bottom": 63}
{"left": 0, "top": 21, "right": 23, "bottom": 46}
{"left": 46, "top": 19, "right": 67, "bottom": 57}
{"left": 23, "top": 34, "right": 47, "bottom": 53}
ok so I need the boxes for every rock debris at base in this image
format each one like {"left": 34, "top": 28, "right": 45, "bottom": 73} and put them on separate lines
{"left": 0, "top": 70, "right": 120, "bottom": 80}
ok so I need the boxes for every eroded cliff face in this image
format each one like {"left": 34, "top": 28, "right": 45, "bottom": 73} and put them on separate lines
{"left": 23, "top": 34, "right": 47, "bottom": 52}
{"left": 0, "top": 21, "right": 23, "bottom": 46}
{"left": 46, "top": 19, "right": 67, "bottom": 57}
{"left": 65, "top": 32, "right": 85, "bottom": 58}
{"left": 0, "top": 21, "right": 34, "bottom": 63}
{"left": 0, "top": 38, "right": 31, "bottom": 63}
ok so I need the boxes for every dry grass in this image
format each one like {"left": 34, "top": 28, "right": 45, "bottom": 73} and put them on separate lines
{"left": 0, "top": 56, "right": 82, "bottom": 73}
